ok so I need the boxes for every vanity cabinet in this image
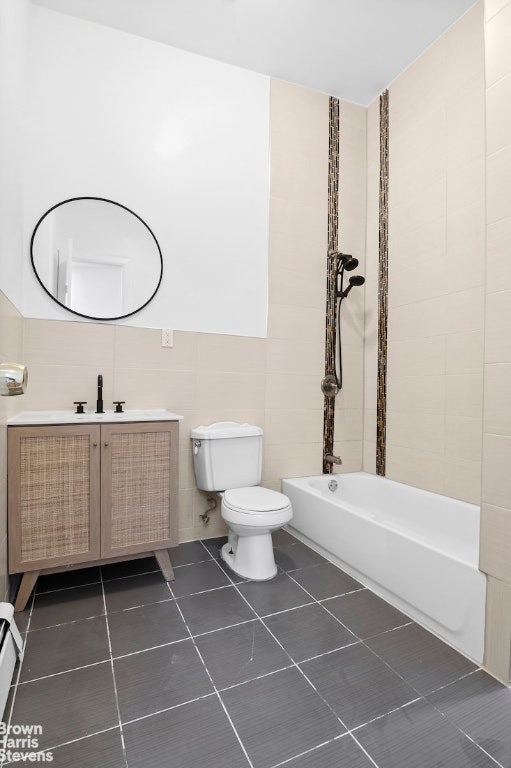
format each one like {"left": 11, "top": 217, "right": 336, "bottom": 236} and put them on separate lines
{"left": 8, "top": 420, "right": 179, "bottom": 610}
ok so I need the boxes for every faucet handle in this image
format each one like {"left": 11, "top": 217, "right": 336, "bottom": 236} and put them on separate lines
{"left": 73, "top": 401, "right": 87, "bottom": 414}
{"left": 113, "top": 401, "right": 125, "bottom": 413}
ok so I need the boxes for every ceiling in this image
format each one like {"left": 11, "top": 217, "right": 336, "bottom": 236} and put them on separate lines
{"left": 32, "top": 0, "right": 477, "bottom": 106}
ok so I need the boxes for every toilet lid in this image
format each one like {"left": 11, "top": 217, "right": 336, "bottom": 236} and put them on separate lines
{"left": 223, "top": 487, "right": 291, "bottom": 514}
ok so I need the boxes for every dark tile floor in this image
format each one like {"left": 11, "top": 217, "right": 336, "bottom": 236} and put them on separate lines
{"left": 3, "top": 531, "right": 511, "bottom": 768}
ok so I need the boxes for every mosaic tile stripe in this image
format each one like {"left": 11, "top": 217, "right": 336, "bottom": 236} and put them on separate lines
{"left": 376, "top": 90, "right": 389, "bottom": 476}
{"left": 323, "top": 96, "right": 340, "bottom": 474}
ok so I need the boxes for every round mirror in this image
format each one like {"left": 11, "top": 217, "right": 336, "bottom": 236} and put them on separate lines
{"left": 30, "top": 197, "right": 163, "bottom": 321}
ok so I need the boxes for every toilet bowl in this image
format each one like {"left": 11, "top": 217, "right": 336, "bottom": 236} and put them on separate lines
{"left": 190, "top": 421, "right": 293, "bottom": 581}
{"left": 220, "top": 486, "right": 292, "bottom": 580}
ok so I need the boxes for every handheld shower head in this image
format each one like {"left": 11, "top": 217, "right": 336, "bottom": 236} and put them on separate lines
{"left": 340, "top": 274, "right": 365, "bottom": 299}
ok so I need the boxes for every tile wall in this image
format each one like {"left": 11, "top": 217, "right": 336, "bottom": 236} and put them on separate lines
{"left": 332, "top": 101, "right": 367, "bottom": 470}
{"left": 480, "top": 0, "right": 511, "bottom": 683}
{"left": 364, "top": 2, "right": 486, "bottom": 505}
{"left": 0, "top": 293, "right": 24, "bottom": 599}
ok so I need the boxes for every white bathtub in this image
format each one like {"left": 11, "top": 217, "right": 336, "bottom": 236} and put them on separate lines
{"left": 282, "top": 472, "right": 486, "bottom": 663}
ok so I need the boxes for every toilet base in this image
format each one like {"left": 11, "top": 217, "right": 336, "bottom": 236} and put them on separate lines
{"left": 221, "top": 533, "right": 277, "bottom": 581}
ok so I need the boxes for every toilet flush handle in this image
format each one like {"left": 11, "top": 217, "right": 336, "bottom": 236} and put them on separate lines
{"left": 193, "top": 439, "right": 201, "bottom": 455}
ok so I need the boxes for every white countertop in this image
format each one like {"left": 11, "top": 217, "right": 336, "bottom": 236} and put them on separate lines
{"left": 8, "top": 409, "right": 183, "bottom": 425}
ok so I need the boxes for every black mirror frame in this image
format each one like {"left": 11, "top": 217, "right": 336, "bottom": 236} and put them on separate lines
{"left": 30, "top": 196, "right": 163, "bottom": 322}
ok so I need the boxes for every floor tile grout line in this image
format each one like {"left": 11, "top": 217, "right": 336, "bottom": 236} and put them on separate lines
{"left": 99, "top": 569, "right": 129, "bottom": 768}
{"left": 119, "top": 690, "right": 218, "bottom": 729}
{"left": 268, "top": 734, "right": 346, "bottom": 768}
{"left": 168, "top": 579, "right": 256, "bottom": 768}
{"left": 349, "top": 696, "right": 424, "bottom": 734}
{"left": 13, "top": 724, "right": 125, "bottom": 760}
{"left": 425, "top": 690, "right": 507, "bottom": 768}
{"left": 207, "top": 542, "right": 473, "bottom": 764}
{"left": 16, "top": 634, "right": 196, "bottom": 685}
{"left": 209, "top": 541, "right": 500, "bottom": 766}
{"left": 11, "top": 541, "right": 502, "bottom": 768}
{"left": 208, "top": 551, "right": 351, "bottom": 739}
{"left": 17, "top": 658, "right": 113, "bottom": 686}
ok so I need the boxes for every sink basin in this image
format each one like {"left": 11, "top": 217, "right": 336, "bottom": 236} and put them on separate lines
{"left": 8, "top": 409, "right": 183, "bottom": 425}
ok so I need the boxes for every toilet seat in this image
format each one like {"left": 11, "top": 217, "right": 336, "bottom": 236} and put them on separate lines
{"left": 223, "top": 486, "right": 291, "bottom": 515}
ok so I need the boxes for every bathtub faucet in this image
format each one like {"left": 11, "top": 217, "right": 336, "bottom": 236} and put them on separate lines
{"left": 324, "top": 454, "right": 342, "bottom": 466}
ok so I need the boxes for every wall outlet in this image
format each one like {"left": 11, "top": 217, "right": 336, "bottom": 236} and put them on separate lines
{"left": 161, "top": 329, "right": 174, "bottom": 348}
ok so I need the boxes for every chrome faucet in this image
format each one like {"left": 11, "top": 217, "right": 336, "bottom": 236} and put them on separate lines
{"left": 324, "top": 454, "right": 342, "bottom": 466}
{"left": 96, "top": 374, "right": 104, "bottom": 414}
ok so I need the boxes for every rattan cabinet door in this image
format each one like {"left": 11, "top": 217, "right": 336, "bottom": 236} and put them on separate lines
{"left": 100, "top": 422, "right": 179, "bottom": 557}
{"left": 8, "top": 425, "right": 102, "bottom": 573}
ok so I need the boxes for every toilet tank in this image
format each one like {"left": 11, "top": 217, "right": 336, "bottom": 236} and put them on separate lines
{"left": 191, "top": 422, "right": 263, "bottom": 491}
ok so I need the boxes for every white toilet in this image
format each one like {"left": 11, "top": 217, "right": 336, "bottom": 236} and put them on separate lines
{"left": 191, "top": 422, "right": 293, "bottom": 580}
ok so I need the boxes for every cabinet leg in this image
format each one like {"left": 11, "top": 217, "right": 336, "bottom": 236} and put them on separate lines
{"left": 14, "top": 571, "right": 40, "bottom": 612}
{"left": 154, "top": 549, "right": 175, "bottom": 581}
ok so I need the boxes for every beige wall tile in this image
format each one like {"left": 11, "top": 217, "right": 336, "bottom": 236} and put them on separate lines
{"left": 114, "top": 327, "right": 197, "bottom": 372}
{"left": 485, "top": 1, "right": 511, "bottom": 86}
{"left": 487, "top": 145, "right": 511, "bottom": 224}
{"left": 363, "top": 440, "right": 377, "bottom": 474}
{"left": 265, "top": 373, "right": 322, "bottom": 411}
{"left": 196, "top": 334, "right": 266, "bottom": 375}
{"left": 264, "top": 409, "right": 323, "bottom": 446}
{"left": 23, "top": 318, "right": 115, "bottom": 368}
{"left": 387, "top": 411, "right": 445, "bottom": 455}
{"left": 485, "top": 290, "right": 511, "bottom": 363}
{"left": 266, "top": 338, "right": 324, "bottom": 376}
{"left": 446, "top": 88, "right": 485, "bottom": 171}
{"left": 333, "top": 409, "right": 365, "bottom": 442}
{"left": 486, "top": 73, "right": 511, "bottom": 155}
{"left": 445, "top": 205, "right": 486, "bottom": 292}
{"left": 387, "top": 375, "right": 445, "bottom": 415}
{"left": 445, "top": 414, "right": 483, "bottom": 462}
{"left": 269, "top": 196, "right": 326, "bottom": 245}
{"left": 388, "top": 216, "right": 446, "bottom": 272}
{"left": 444, "top": 287, "right": 485, "bottom": 335}
{"left": 484, "top": 575, "right": 511, "bottom": 684}
{"left": 445, "top": 373, "right": 484, "bottom": 416}
{"left": 269, "top": 231, "right": 324, "bottom": 278}
{"left": 386, "top": 446, "right": 445, "bottom": 496}
{"left": 267, "top": 304, "right": 324, "bottom": 343}
{"left": 330, "top": 441, "right": 363, "bottom": 473}
{"left": 482, "top": 434, "right": 511, "bottom": 507}
{"left": 388, "top": 258, "right": 445, "bottom": 308}
{"left": 263, "top": 442, "right": 323, "bottom": 484}
{"left": 445, "top": 330, "right": 484, "bottom": 374}
{"left": 483, "top": 363, "right": 511, "bottom": 436}
{"left": 480, "top": 503, "right": 511, "bottom": 582}
{"left": 388, "top": 296, "right": 445, "bottom": 342}
{"left": 20, "top": 363, "right": 115, "bottom": 412}
{"left": 268, "top": 267, "right": 325, "bottom": 310}
{"left": 194, "top": 371, "right": 266, "bottom": 412}
{"left": 388, "top": 337, "right": 446, "bottom": 378}
{"left": 485, "top": 0, "right": 511, "bottom": 21}
{"left": 446, "top": 2, "right": 485, "bottom": 93}
{"left": 443, "top": 457, "right": 481, "bottom": 504}
{"left": 487, "top": 217, "right": 511, "bottom": 293}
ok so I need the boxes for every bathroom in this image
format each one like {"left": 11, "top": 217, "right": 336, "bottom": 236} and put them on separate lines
{"left": 0, "top": 0, "right": 511, "bottom": 765}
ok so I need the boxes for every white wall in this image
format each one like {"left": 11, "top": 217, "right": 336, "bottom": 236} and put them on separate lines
{"left": 21, "top": 6, "right": 270, "bottom": 336}
{"left": 0, "top": 0, "right": 29, "bottom": 311}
